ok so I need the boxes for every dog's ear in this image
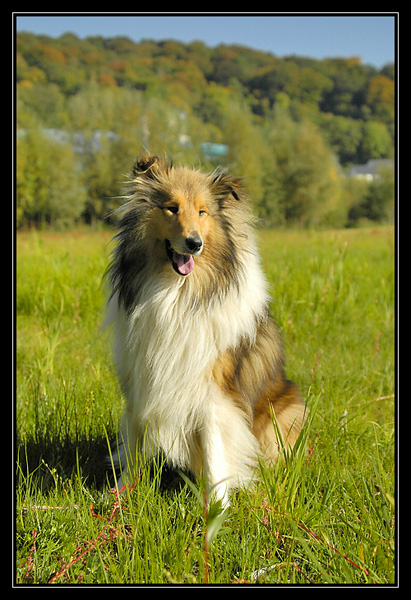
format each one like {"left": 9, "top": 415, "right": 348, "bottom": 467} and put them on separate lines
{"left": 211, "top": 171, "right": 242, "bottom": 202}
{"left": 132, "top": 155, "right": 161, "bottom": 178}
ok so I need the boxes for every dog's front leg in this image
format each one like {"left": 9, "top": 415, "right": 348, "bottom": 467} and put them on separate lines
{"left": 201, "top": 392, "right": 239, "bottom": 508}
{"left": 201, "top": 388, "right": 258, "bottom": 507}
{"left": 201, "top": 420, "right": 231, "bottom": 508}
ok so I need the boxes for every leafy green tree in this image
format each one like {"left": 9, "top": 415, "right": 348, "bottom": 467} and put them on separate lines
{"left": 195, "top": 82, "right": 234, "bottom": 127}
{"left": 17, "top": 83, "right": 67, "bottom": 128}
{"left": 16, "top": 133, "right": 37, "bottom": 227}
{"left": 366, "top": 74, "right": 395, "bottom": 124}
{"left": 250, "top": 62, "right": 332, "bottom": 109}
{"left": 264, "top": 109, "right": 341, "bottom": 226}
{"left": 358, "top": 121, "right": 393, "bottom": 163}
{"left": 79, "top": 133, "right": 132, "bottom": 224}
{"left": 16, "top": 129, "right": 87, "bottom": 228}
{"left": 221, "top": 100, "right": 267, "bottom": 206}
{"left": 342, "top": 176, "right": 370, "bottom": 226}
{"left": 320, "top": 114, "right": 363, "bottom": 166}
{"left": 348, "top": 165, "right": 394, "bottom": 224}
{"left": 369, "top": 165, "right": 395, "bottom": 222}
{"left": 66, "top": 80, "right": 117, "bottom": 131}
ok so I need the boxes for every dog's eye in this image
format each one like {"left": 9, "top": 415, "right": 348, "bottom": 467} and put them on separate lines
{"left": 199, "top": 209, "right": 206, "bottom": 216}
{"left": 164, "top": 206, "right": 178, "bottom": 215}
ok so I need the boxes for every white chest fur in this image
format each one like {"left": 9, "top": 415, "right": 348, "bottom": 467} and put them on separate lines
{"left": 108, "top": 249, "right": 269, "bottom": 475}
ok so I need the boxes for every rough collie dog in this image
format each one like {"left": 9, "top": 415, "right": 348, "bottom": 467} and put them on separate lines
{"left": 106, "top": 154, "right": 306, "bottom": 503}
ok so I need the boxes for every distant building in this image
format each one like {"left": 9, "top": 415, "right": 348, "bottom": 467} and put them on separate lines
{"left": 17, "top": 128, "right": 119, "bottom": 154}
{"left": 349, "top": 159, "right": 393, "bottom": 181}
{"left": 200, "top": 142, "right": 229, "bottom": 160}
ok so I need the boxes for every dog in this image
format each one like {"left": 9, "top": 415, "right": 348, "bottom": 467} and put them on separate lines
{"left": 106, "top": 154, "right": 306, "bottom": 503}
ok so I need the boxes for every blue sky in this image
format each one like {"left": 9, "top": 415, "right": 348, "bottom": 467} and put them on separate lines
{"left": 15, "top": 14, "right": 396, "bottom": 69}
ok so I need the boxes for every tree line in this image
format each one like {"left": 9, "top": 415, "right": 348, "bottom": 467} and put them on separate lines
{"left": 16, "top": 32, "right": 395, "bottom": 229}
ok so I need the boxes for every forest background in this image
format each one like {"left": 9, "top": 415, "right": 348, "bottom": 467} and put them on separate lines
{"left": 15, "top": 31, "right": 395, "bottom": 230}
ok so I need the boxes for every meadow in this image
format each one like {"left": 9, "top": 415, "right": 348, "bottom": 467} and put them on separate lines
{"left": 15, "top": 226, "right": 396, "bottom": 585}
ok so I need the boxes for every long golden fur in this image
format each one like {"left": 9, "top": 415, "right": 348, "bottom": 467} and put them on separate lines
{"left": 106, "top": 155, "right": 306, "bottom": 503}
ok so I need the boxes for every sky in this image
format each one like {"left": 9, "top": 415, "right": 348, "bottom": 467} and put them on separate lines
{"left": 15, "top": 13, "right": 396, "bottom": 69}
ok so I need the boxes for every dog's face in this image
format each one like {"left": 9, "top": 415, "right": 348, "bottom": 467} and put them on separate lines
{"left": 156, "top": 188, "right": 210, "bottom": 276}
{"left": 132, "top": 155, "right": 242, "bottom": 277}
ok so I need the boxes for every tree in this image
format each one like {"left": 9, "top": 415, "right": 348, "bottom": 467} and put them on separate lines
{"left": 263, "top": 109, "right": 341, "bottom": 227}
{"left": 221, "top": 100, "right": 267, "bottom": 206}
{"left": 358, "top": 121, "right": 393, "bottom": 164}
{"left": 366, "top": 75, "right": 395, "bottom": 124}
{"left": 320, "top": 114, "right": 363, "bottom": 166}
{"left": 250, "top": 62, "right": 332, "bottom": 109}
{"left": 320, "top": 57, "right": 368, "bottom": 118}
{"left": 195, "top": 82, "right": 233, "bottom": 126}
{"left": 16, "top": 129, "right": 87, "bottom": 228}
{"left": 348, "top": 165, "right": 394, "bottom": 224}
{"left": 17, "top": 83, "right": 67, "bottom": 128}
{"left": 368, "top": 165, "right": 394, "bottom": 222}
{"left": 79, "top": 133, "right": 132, "bottom": 224}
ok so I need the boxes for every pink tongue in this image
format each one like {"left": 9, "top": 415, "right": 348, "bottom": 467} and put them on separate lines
{"left": 173, "top": 251, "right": 194, "bottom": 275}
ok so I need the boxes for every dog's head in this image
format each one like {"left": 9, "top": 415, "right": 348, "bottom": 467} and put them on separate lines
{"left": 129, "top": 155, "right": 244, "bottom": 277}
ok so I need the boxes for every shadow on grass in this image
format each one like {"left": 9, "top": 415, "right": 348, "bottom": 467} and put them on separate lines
{"left": 16, "top": 380, "right": 190, "bottom": 495}
{"left": 16, "top": 431, "right": 190, "bottom": 496}
{"left": 16, "top": 431, "right": 115, "bottom": 491}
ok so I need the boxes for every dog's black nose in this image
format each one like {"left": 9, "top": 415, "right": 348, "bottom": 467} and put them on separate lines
{"left": 185, "top": 236, "right": 203, "bottom": 254}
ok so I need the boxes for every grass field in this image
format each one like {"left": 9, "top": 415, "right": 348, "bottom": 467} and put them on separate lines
{"left": 15, "top": 227, "right": 396, "bottom": 585}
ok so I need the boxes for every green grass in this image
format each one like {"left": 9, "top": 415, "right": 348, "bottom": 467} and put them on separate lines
{"left": 15, "top": 227, "right": 396, "bottom": 585}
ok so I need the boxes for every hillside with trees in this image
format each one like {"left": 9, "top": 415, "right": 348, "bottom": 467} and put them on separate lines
{"left": 16, "top": 31, "right": 395, "bottom": 228}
